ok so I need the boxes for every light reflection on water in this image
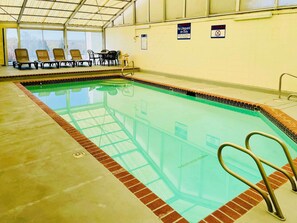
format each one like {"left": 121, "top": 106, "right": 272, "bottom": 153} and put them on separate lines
{"left": 27, "top": 79, "right": 297, "bottom": 223}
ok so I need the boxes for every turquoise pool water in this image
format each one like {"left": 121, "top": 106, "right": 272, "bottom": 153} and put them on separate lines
{"left": 27, "top": 79, "right": 297, "bottom": 223}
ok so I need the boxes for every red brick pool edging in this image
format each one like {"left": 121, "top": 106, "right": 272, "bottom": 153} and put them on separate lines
{"left": 16, "top": 75, "right": 297, "bottom": 223}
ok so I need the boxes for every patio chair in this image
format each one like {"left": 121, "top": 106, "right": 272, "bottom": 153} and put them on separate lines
{"left": 70, "top": 49, "right": 92, "bottom": 67}
{"left": 53, "top": 48, "right": 75, "bottom": 67}
{"left": 36, "top": 50, "right": 59, "bottom": 68}
{"left": 13, "top": 48, "right": 38, "bottom": 69}
{"left": 105, "top": 50, "right": 118, "bottom": 66}
{"left": 87, "top": 50, "right": 100, "bottom": 65}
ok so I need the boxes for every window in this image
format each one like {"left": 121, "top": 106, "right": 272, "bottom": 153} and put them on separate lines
{"left": 67, "top": 31, "right": 86, "bottom": 59}
{"left": 20, "top": 29, "right": 43, "bottom": 61}
{"left": 150, "top": 0, "right": 164, "bottom": 22}
{"left": 136, "top": 0, "right": 149, "bottom": 23}
{"left": 68, "top": 31, "right": 102, "bottom": 59}
{"left": 166, "top": 0, "right": 184, "bottom": 20}
{"left": 186, "top": 0, "right": 208, "bottom": 18}
{"left": 279, "top": 0, "right": 297, "bottom": 6}
{"left": 210, "top": 0, "right": 236, "bottom": 14}
{"left": 240, "top": 0, "right": 275, "bottom": 11}
{"left": 20, "top": 29, "right": 63, "bottom": 60}
{"left": 6, "top": 28, "right": 18, "bottom": 65}
{"left": 43, "top": 30, "right": 64, "bottom": 58}
{"left": 124, "top": 4, "right": 134, "bottom": 24}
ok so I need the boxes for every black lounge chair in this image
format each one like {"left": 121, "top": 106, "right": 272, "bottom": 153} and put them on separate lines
{"left": 36, "top": 50, "right": 59, "bottom": 68}
{"left": 13, "top": 48, "right": 38, "bottom": 69}
{"left": 53, "top": 48, "right": 75, "bottom": 67}
{"left": 70, "top": 49, "right": 92, "bottom": 67}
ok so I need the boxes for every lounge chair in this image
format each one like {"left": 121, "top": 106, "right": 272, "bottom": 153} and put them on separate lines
{"left": 53, "top": 48, "right": 75, "bottom": 67}
{"left": 70, "top": 49, "right": 92, "bottom": 67}
{"left": 13, "top": 48, "right": 38, "bottom": 69}
{"left": 36, "top": 50, "right": 59, "bottom": 68}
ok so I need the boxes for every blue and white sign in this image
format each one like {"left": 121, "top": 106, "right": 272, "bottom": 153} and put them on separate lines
{"left": 177, "top": 23, "right": 191, "bottom": 40}
{"left": 211, "top": 25, "right": 226, "bottom": 38}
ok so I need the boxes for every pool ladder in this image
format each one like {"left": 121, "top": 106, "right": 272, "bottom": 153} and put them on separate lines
{"left": 218, "top": 131, "right": 297, "bottom": 221}
{"left": 278, "top": 73, "right": 297, "bottom": 100}
{"left": 121, "top": 61, "right": 135, "bottom": 76}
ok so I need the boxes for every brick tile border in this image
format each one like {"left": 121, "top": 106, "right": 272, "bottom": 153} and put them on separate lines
{"left": 16, "top": 74, "right": 297, "bottom": 223}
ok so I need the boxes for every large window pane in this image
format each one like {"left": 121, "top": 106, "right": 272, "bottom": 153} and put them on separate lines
{"left": 67, "top": 31, "right": 86, "bottom": 59}
{"left": 43, "top": 30, "right": 64, "bottom": 59}
{"left": 166, "top": 0, "right": 184, "bottom": 20}
{"left": 240, "top": 0, "right": 275, "bottom": 11}
{"left": 6, "top": 28, "right": 18, "bottom": 65}
{"left": 20, "top": 29, "right": 43, "bottom": 60}
{"left": 86, "top": 32, "right": 102, "bottom": 53}
{"left": 210, "top": 0, "right": 236, "bottom": 14}
{"left": 150, "top": 0, "right": 164, "bottom": 22}
{"left": 279, "top": 0, "right": 297, "bottom": 6}
{"left": 136, "top": 0, "right": 149, "bottom": 23}
{"left": 186, "top": 0, "right": 207, "bottom": 18}
{"left": 68, "top": 31, "right": 101, "bottom": 59}
{"left": 114, "top": 14, "right": 124, "bottom": 26}
{"left": 124, "top": 4, "right": 134, "bottom": 24}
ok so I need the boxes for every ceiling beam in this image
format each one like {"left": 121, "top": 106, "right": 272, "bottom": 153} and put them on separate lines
{"left": 65, "top": 0, "right": 87, "bottom": 26}
{"left": 17, "top": 0, "right": 29, "bottom": 23}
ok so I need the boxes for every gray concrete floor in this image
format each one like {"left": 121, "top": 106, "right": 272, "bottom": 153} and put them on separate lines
{"left": 1, "top": 66, "right": 297, "bottom": 223}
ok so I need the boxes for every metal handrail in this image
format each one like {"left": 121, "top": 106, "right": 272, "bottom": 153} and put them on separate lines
{"left": 278, "top": 73, "right": 297, "bottom": 99}
{"left": 218, "top": 143, "right": 285, "bottom": 221}
{"left": 245, "top": 131, "right": 297, "bottom": 189}
{"left": 121, "top": 61, "right": 134, "bottom": 76}
{"left": 288, "top": 94, "right": 297, "bottom": 101}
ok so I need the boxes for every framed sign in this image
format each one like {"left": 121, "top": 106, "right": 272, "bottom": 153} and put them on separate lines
{"left": 177, "top": 23, "right": 191, "bottom": 40}
{"left": 141, "top": 34, "right": 148, "bottom": 50}
{"left": 211, "top": 25, "right": 226, "bottom": 38}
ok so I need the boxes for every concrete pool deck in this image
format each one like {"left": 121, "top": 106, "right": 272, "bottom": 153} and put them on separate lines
{"left": 0, "top": 66, "right": 297, "bottom": 223}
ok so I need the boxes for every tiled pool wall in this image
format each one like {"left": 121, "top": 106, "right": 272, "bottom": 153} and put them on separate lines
{"left": 16, "top": 74, "right": 297, "bottom": 223}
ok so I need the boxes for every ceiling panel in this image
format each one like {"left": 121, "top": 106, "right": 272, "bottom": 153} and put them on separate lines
{"left": 44, "top": 17, "right": 68, "bottom": 24}
{"left": 79, "top": 5, "right": 98, "bottom": 13}
{"left": 48, "top": 10, "right": 72, "bottom": 18}
{"left": 1, "top": 6, "right": 21, "bottom": 14}
{"left": 0, "top": 0, "right": 23, "bottom": 7}
{"left": 0, "top": 14, "right": 18, "bottom": 21}
{"left": 92, "top": 14, "right": 113, "bottom": 20}
{"left": 24, "top": 8, "right": 50, "bottom": 16}
{"left": 68, "top": 18, "right": 88, "bottom": 25}
{"left": 52, "top": 2, "right": 78, "bottom": 11}
{"left": 0, "top": 0, "right": 133, "bottom": 28}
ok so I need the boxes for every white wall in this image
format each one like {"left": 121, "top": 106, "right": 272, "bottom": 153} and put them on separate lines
{"left": 105, "top": 11, "right": 297, "bottom": 92}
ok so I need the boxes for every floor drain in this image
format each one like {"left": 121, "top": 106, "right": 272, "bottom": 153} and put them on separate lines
{"left": 73, "top": 151, "right": 86, "bottom": 158}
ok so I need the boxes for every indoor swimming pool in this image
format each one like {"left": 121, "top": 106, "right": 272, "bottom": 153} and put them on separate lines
{"left": 26, "top": 78, "right": 297, "bottom": 223}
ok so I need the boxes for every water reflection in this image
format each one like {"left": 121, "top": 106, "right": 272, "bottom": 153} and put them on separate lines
{"left": 28, "top": 79, "right": 297, "bottom": 223}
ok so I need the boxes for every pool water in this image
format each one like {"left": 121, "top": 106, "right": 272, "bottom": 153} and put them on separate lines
{"left": 27, "top": 79, "right": 297, "bottom": 223}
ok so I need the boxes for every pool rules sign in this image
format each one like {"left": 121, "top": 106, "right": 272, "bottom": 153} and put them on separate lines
{"left": 211, "top": 25, "right": 226, "bottom": 38}
{"left": 177, "top": 23, "right": 191, "bottom": 40}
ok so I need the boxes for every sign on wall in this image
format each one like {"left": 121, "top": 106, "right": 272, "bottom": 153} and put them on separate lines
{"left": 141, "top": 34, "right": 148, "bottom": 50}
{"left": 211, "top": 25, "right": 226, "bottom": 38}
{"left": 177, "top": 23, "right": 191, "bottom": 40}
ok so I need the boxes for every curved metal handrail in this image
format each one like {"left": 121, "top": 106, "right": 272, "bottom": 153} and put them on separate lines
{"left": 121, "top": 61, "right": 134, "bottom": 76}
{"left": 278, "top": 73, "right": 297, "bottom": 99}
{"left": 288, "top": 94, "right": 297, "bottom": 101}
{"left": 245, "top": 131, "right": 297, "bottom": 189}
{"left": 218, "top": 143, "right": 285, "bottom": 220}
